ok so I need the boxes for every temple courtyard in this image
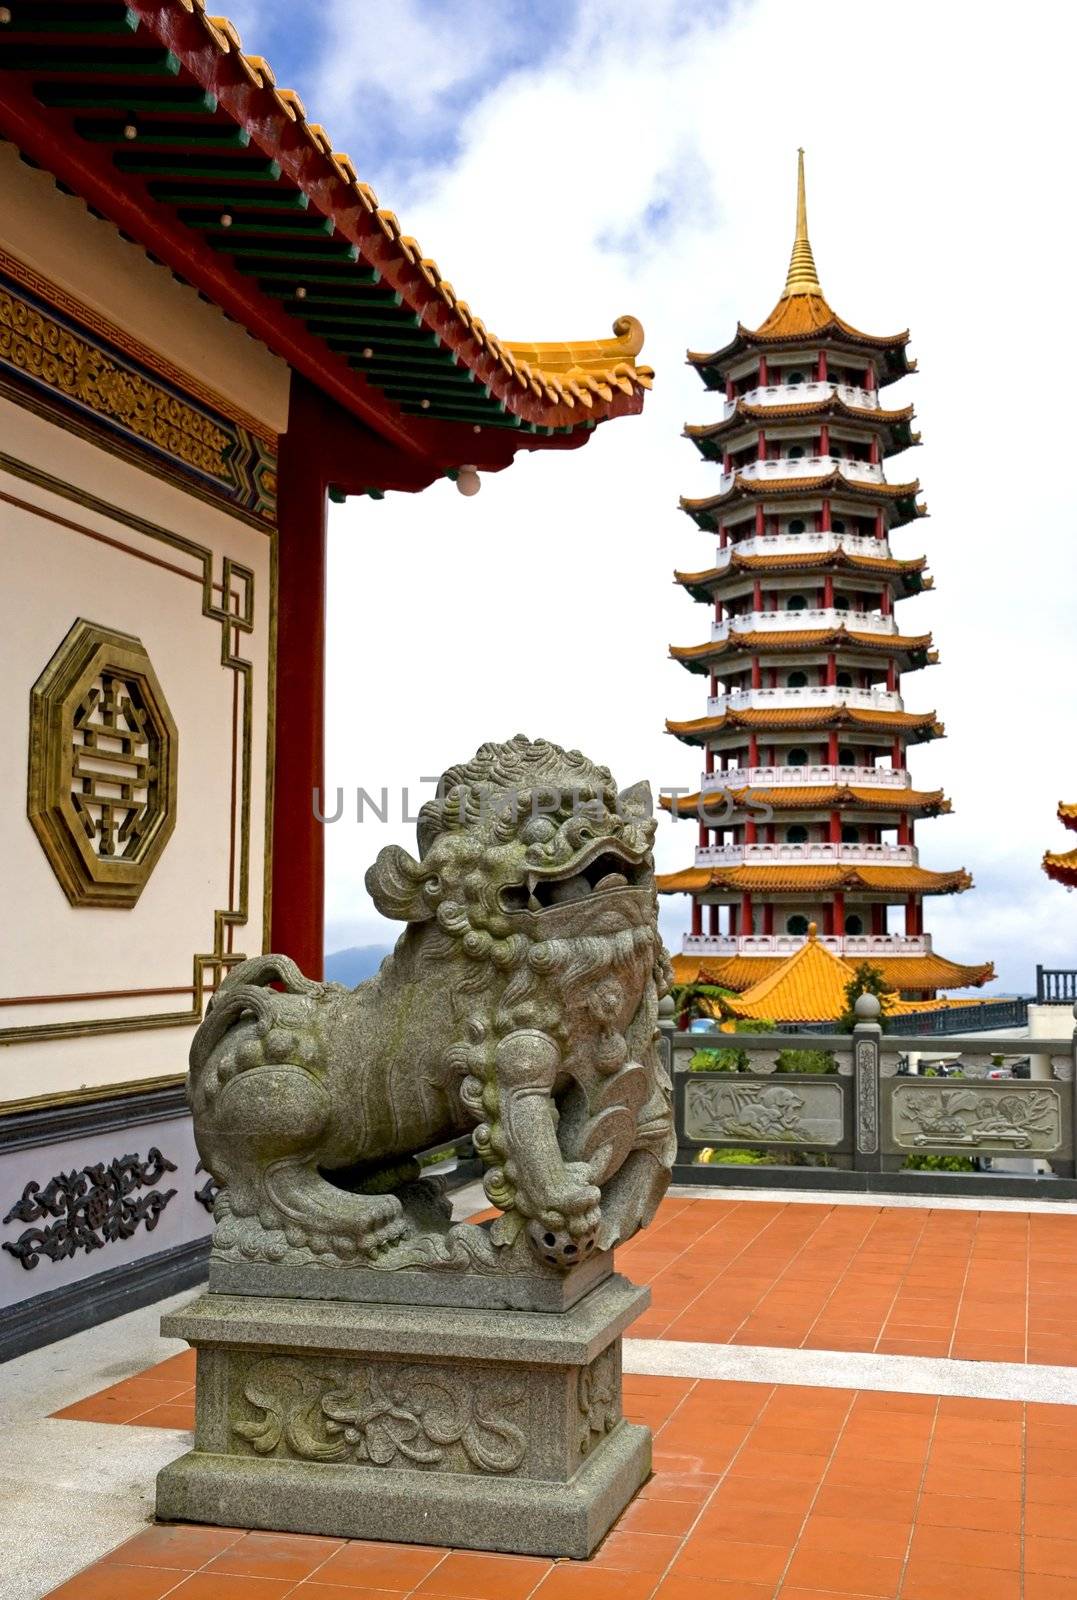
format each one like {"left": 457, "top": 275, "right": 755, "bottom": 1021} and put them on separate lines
{"left": 8, "top": 1183, "right": 1077, "bottom": 1600}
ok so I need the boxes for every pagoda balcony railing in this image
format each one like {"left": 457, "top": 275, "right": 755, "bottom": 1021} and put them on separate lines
{"left": 719, "top": 456, "right": 885, "bottom": 492}
{"left": 682, "top": 932, "right": 933, "bottom": 958}
{"left": 712, "top": 607, "right": 894, "bottom": 640}
{"left": 694, "top": 842, "right": 918, "bottom": 867}
{"left": 727, "top": 381, "right": 879, "bottom": 414}
{"left": 711, "top": 529, "right": 886, "bottom": 567}
{"left": 701, "top": 765, "right": 912, "bottom": 792}
{"left": 707, "top": 686, "right": 904, "bottom": 716}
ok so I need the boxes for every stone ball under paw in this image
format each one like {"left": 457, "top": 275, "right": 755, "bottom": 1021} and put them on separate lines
{"left": 526, "top": 1218, "right": 598, "bottom": 1271}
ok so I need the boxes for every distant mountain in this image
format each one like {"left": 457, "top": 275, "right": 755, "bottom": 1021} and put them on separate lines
{"left": 323, "top": 945, "right": 392, "bottom": 986}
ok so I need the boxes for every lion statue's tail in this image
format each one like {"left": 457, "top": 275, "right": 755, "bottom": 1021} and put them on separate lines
{"left": 190, "top": 954, "right": 324, "bottom": 1076}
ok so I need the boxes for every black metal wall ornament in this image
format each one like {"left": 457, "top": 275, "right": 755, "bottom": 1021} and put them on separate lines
{"left": 2, "top": 1147, "right": 178, "bottom": 1270}
{"left": 194, "top": 1160, "right": 220, "bottom": 1214}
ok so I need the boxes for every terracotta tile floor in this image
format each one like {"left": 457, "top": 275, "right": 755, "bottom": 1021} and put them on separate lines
{"left": 52, "top": 1197, "right": 1077, "bottom": 1441}
{"left": 54, "top": 1348, "right": 197, "bottom": 1430}
{"left": 617, "top": 1196, "right": 1077, "bottom": 1363}
{"left": 45, "top": 1374, "right": 1077, "bottom": 1599}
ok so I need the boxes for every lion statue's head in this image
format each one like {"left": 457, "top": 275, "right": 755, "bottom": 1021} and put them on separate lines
{"left": 365, "top": 736, "right": 674, "bottom": 1241}
{"left": 366, "top": 734, "right": 664, "bottom": 964}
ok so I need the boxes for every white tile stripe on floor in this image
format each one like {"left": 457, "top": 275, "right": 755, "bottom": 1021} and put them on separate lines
{"left": 667, "top": 1182, "right": 1077, "bottom": 1214}
{"left": 623, "top": 1336, "right": 1077, "bottom": 1405}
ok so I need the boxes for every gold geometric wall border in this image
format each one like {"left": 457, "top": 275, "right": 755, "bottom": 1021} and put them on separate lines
{"left": 0, "top": 449, "right": 265, "bottom": 1047}
{"left": 28, "top": 620, "right": 179, "bottom": 909}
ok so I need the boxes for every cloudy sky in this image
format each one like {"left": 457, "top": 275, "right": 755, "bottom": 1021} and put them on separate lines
{"left": 238, "top": 0, "right": 1076, "bottom": 992}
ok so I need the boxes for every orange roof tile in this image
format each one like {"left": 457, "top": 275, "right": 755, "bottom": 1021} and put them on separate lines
{"left": 685, "top": 395, "right": 916, "bottom": 438}
{"left": 714, "top": 925, "right": 954, "bottom": 1023}
{"left": 674, "top": 549, "right": 928, "bottom": 585}
{"left": 666, "top": 705, "right": 944, "bottom": 740}
{"left": 660, "top": 785, "right": 950, "bottom": 816}
{"left": 657, "top": 863, "right": 972, "bottom": 895}
{"left": 671, "top": 950, "right": 996, "bottom": 993}
{"left": 1043, "top": 802, "right": 1077, "bottom": 886}
{"left": 1044, "top": 847, "right": 1077, "bottom": 888}
{"left": 669, "top": 628, "right": 936, "bottom": 665}
{"left": 681, "top": 472, "right": 924, "bottom": 515}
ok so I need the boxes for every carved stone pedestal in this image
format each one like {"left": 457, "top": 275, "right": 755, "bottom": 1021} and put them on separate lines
{"left": 155, "top": 1274, "right": 651, "bottom": 1559}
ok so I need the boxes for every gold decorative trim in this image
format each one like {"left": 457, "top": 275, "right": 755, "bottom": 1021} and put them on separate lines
{"left": 0, "top": 247, "right": 274, "bottom": 442}
{"left": 28, "top": 620, "right": 179, "bottom": 908}
{"left": 0, "top": 1073, "right": 186, "bottom": 1119}
{"left": 0, "top": 250, "right": 277, "bottom": 524}
{"left": 0, "top": 452, "right": 268, "bottom": 1047}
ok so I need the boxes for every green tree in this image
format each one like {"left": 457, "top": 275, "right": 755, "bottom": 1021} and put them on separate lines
{"left": 837, "top": 962, "right": 891, "bottom": 1032}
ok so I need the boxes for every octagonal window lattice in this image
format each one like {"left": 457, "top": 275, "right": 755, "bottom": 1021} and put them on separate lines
{"left": 28, "top": 619, "right": 179, "bottom": 908}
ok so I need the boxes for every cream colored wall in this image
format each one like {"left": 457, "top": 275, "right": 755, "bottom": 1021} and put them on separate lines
{"left": 0, "top": 143, "right": 289, "bottom": 434}
{"left": 0, "top": 394, "right": 273, "bottom": 1099}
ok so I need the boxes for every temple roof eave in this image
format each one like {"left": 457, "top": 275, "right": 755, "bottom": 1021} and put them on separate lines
{"left": 684, "top": 394, "right": 917, "bottom": 447}
{"left": 680, "top": 474, "right": 925, "bottom": 529}
{"left": 687, "top": 315, "right": 915, "bottom": 389}
{"left": 659, "top": 786, "right": 951, "bottom": 817}
{"left": 673, "top": 550, "right": 929, "bottom": 592}
{"left": 669, "top": 630, "right": 937, "bottom": 673}
{"left": 671, "top": 950, "right": 996, "bottom": 995}
{"left": 1043, "top": 848, "right": 1077, "bottom": 888}
{"left": 665, "top": 705, "right": 944, "bottom": 747}
{"left": 656, "top": 863, "right": 973, "bottom": 895}
{"left": 0, "top": 2, "right": 652, "bottom": 446}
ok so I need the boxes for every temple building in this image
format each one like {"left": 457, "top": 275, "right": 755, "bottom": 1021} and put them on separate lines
{"left": 659, "top": 153, "right": 993, "bottom": 1004}
{"left": 0, "top": 0, "right": 650, "bottom": 1358}
{"left": 1044, "top": 803, "right": 1077, "bottom": 888}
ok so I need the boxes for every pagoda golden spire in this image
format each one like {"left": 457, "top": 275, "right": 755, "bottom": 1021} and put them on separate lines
{"left": 781, "top": 148, "right": 823, "bottom": 299}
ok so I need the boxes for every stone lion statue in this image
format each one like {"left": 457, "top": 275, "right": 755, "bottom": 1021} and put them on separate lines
{"left": 189, "top": 735, "right": 675, "bottom": 1277}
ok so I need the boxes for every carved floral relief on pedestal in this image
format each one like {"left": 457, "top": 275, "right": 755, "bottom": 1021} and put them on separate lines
{"left": 232, "top": 1356, "right": 528, "bottom": 1475}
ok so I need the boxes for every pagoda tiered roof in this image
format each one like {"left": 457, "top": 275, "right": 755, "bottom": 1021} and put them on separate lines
{"left": 681, "top": 473, "right": 926, "bottom": 531}
{"left": 667, "top": 706, "right": 943, "bottom": 745}
{"left": 658, "top": 863, "right": 972, "bottom": 896}
{"left": 670, "top": 629, "right": 937, "bottom": 671}
{"left": 688, "top": 309, "right": 914, "bottom": 389}
{"left": 686, "top": 396, "right": 919, "bottom": 458}
{"left": 688, "top": 151, "right": 914, "bottom": 390}
{"left": 672, "top": 950, "right": 996, "bottom": 994}
{"left": 660, "top": 785, "right": 951, "bottom": 817}
{"left": 675, "top": 549, "right": 930, "bottom": 600}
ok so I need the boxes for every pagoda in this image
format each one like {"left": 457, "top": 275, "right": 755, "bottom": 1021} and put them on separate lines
{"left": 1044, "top": 803, "right": 1077, "bottom": 888}
{"left": 659, "top": 153, "right": 994, "bottom": 1001}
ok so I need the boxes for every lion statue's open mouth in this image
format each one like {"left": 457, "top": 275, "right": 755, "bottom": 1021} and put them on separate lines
{"left": 498, "top": 839, "right": 650, "bottom": 914}
{"left": 187, "top": 735, "right": 675, "bottom": 1278}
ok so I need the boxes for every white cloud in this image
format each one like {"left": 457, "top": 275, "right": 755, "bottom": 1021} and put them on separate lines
{"left": 323, "top": 0, "right": 1077, "bottom": 994}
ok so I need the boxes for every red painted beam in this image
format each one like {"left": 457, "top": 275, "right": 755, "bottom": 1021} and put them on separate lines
{"left": 267, "top": 378, "right": 558, "bottom": 974}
